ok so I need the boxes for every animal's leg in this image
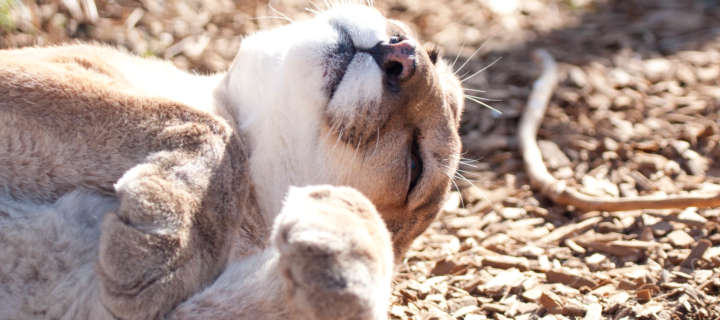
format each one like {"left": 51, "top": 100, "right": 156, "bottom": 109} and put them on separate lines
{"left": 166, "top": 185, "right": 393, "bottom": 320}
{"left": 96, "top": 121, "right": 248, "bottom": 320}
{"left": 274, "top": 186, "right": 394, "bottom": 320}
{"left": 1, "top": 52, "right": 255, "bottom": 319}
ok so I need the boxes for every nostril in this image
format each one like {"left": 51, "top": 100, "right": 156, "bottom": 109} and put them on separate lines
{"left": 384, "top": 61, "right": 404, "bottom": 78}
{"left": 362, "top": 37, "right": 417, "bottom": 83}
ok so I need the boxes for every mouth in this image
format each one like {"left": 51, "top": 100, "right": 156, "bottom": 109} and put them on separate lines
{"left": 323, "top": 27, "right": 356, "bottom": 99}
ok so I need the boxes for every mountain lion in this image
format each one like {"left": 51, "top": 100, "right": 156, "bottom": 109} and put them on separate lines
{"left": 0, "top": 3, "right": 464, "bottom": 319}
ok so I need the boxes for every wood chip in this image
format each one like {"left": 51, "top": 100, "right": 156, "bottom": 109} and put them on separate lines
{"left": 583, "top": 303, "right": 602, "bottom": 320}
{"left": 575, "top": 240, "right": 642, "bottom": 257}
{"left": 482, "top": 255, "right": 530, "bottom": 271}
{"left": 483, "top": 269, "right": 524, "bottom": 292}
{"left": 539, "top": 217, "right": 603, "bottom": 244}
{"left": 538, "top": 140, "right": 571, "bottom": 169}
{"left": 590, "top": 284, "right": 615, "bottom": 297}
{"left": 539, "top": 291, "right": 563, "bottom": 309}
{"left": 451, "top": 305, "right": 479, "bottom": 318}
{"left": 480, "top": 303, "right": 507, "bottom": 313}
{"left": 608, "top": 240, "right": 660, "bottom": 248}
{"left": 605, "top": 292, "right": 629, "bottom": 313}
{"left": 564, "top": 238, "right": 586, "bottom": 254}
{"left": 666, "top": 230, "right": 696, "bottom": 247}
{"left": 562, "top": 301, "right": 587, "bottom": 317}
{"left": 431, "top": 258, "right": 460, "bottom": 276}
{"left": 680, "top": 239, "right": 711, "bottom": 268}
{"left": 545, "top": 269, "right": 598, "bottom": 289}
{"left": 636, "top": 288, "right": 653, "bottom": 303}
{"left": 646, "top": 211, "right": 708, "bottom": 228}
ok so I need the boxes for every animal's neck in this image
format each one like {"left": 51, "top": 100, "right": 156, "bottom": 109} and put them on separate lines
{"left": 213, "top": 72, "right": 330, "bottom": 226}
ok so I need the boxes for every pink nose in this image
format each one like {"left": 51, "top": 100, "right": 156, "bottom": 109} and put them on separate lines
{"left": 363, "top": 36, "right": 417, "bottom": 82}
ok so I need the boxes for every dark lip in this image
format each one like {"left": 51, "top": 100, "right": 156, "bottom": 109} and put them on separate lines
{"left": 323, "top": 26, "right": 356, "bottom": 99}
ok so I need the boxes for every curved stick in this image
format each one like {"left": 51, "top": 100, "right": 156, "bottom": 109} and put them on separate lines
{"left": 518, "top": 49, "right": 720, "bottom": 213}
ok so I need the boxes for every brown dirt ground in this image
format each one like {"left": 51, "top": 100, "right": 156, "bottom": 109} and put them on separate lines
{"left": 3, "top": 0, "right": 720, "bottom": 319}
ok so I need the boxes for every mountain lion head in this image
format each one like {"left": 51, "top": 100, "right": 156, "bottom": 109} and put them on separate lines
{"left": 218, "top": 3, "right": 465, "bottom": 259}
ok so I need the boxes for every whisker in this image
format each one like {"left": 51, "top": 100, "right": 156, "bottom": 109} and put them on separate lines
{"left": 450, "top": 40, "right": 466, "bottom": 69}
{"left": 344, "top": 139, "right": 362, "bottom": 186}
{"left": 458, "top": 163, "right": 478, "bottom": 169}
{"left": 308, "top": 0, "right": 325, "bottom": 12}
{"left": 331, "top": 128, "right": 344, "bottom": 155}
{"left": 455, "top": 172, "right": 497, "bottom": 213}
{"left": 453, "top": 176, "right": 490, "bottom": 183}
{"left": 372, "top": 127, "right": 380, "bottom": 157}
{"left": 250, "top": 16, "right": 294, "bottom": 23}
{"left": 463, "top": 94, "right": 501, "bottom": 102}
{"left": 461, "top": 155, "right": 486, "bottom": 162}
{"left": 455, "top": 168, "right": 480, "bottom": 176}
{"left": 464, "top": 96, "right": 502, "bottom": 114}
{"left": 457, "top": 70, "right": 471, "bottom": 79}
{"left": 463, "top": 88, "right": 486, "bottom": 93}
{"left": 450, "top": 177, "right": 465, "bottom": 210}
{"left": 320, "top": 122, "right": 340, "bottom": 147}
{"left": 458, "top": 159, "right": 480, "bottom": 168}
{"left": 268, "top": 3, "right": 294, "bottom": 22}
{"left": 454, "top": 36, "right": 493, "bottom": 75}
{"left": 356, "top": 144, "right": 369, "bottom": 188}
{"left": 335, "top": 137, "right": 350, "bottom": 186}
{"left": 461, "top": 56, "right": 502, "bottom": 83}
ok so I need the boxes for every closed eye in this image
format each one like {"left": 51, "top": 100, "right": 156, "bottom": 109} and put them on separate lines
{"left": 408, "top": 137, "right": 423, "bottom": 196}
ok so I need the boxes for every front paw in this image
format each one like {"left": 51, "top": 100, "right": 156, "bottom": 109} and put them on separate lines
{"left": 96, "top": 165, "right": 210, "bottom": 320}
{"left": 273, "top": 186, "right": 393, "bottom": 320}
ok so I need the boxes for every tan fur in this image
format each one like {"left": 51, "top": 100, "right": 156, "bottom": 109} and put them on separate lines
{"left": 1, "top": 46, "right": 264, "bottom": 319}
{"left": 0, "top": 6, "right": 464, "bottom": 320}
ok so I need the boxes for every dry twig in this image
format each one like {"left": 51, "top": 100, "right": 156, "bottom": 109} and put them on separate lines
{"left": 518, "top": 49, "right": 720, "bottom": 213}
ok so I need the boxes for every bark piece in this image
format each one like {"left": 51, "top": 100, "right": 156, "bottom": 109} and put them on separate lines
{"left": 480, "top": 303, "right": 507, "bottom": 313}
{"left": 539, "top": 291, "right": 563, "bottom": 309}
{"left": 538, "top": 217, "right": 602, "bottom": 244}
{"left": 608, "top": 240, "right": 660, "bottom": 249}
{"left": 431, "top": 258, "right": 459, "bottom": 276}
{"left": 583, "top": 303, "right": 602, "bottom": 320}
{"left": 538, "top": 140, "right": 571, "bottom": 169}
{"left": 646, "top": 211, "right": 708, "bottom": 228}
{"left": 546, "top": 269, "right": 598, "bottom": 289}
{"left": 605, "top": 292, "right": 629, "bottom": 313}
{"left": 451, "top": 305, "right": 478, "bottom": 318}
{"left": 680, "top": 239, "right": 711, "bottom": 268}
{"left": 633, "top": 152, "right": 669, "bottom": 172}
{"left": 666, "top": 230, "right": 695, "bottom": 247}
{"left": 575, "top": 240, "right": 641, "bottom": 257}
{"left": 482, "top": 255, "right": 530, "bottom": 271}
{"left": 636, "top": 288, "right": 653, "bottom": 303}
{"left": 483, "top": 269, "right": 524, "bottom": 293}
{"left": 618, "top": 279, "right": 638, "bottom": 290}
{"left": 565, "top": 239, "right": 586, "bottom": 254}
{"left": 562, "top": 301, "right": 587, "bottom": 317}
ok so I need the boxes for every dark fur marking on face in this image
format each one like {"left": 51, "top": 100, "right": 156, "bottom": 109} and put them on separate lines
{"left": 323, "top": 27, "right": 356, "bottom": 99}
